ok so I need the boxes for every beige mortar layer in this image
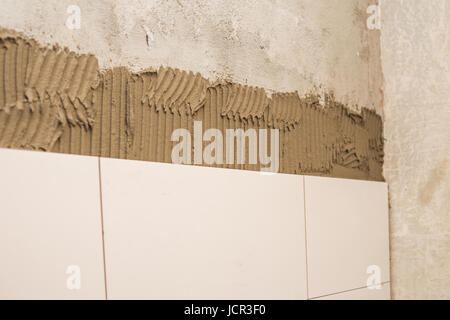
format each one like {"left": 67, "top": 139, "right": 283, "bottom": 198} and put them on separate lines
{"left": 0, "top": 28, "right": 384, "bottom": 180}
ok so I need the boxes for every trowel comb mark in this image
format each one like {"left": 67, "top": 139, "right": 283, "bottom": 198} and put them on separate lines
{"left": 0, "top": 28, "right": 384, "bottom": 181}
{"left": 0, "top": 29, "right": 98, "bottom": 151}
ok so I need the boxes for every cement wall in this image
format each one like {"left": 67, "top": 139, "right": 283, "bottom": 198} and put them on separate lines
{"left": 381, "top": 0, "right": 450, "bottom": 299}
{"left": 0, "top": 0, "right": 383, "bottom": 114}
{"left": 4, "top": 0, "right": 449, "bottom": 299}
{"left": 0, "top": 0, "right": 385, "bottom": 180}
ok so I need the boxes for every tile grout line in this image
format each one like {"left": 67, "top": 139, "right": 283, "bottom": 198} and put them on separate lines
{"left": 386, "top": 183, "right": 393, "bottom": 297}
{"left": 308, "top": 281, "right": 391, "bottom": 300}
{"left": 98, "top": 157, "right": 109, "bottom": 300}
{"left": 302, "top": 176, "right": 310, "bottom": 299}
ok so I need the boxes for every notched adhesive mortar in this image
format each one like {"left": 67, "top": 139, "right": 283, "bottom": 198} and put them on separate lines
{"left": 0, "top": 28, "right": 384, "bottom": 181}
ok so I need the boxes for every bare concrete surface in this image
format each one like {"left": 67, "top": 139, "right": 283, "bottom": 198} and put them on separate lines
{"left": 0, "top": 0, "right": 449, "bottom": 298}
{"left": 381, "top": 0, "right": 450, "bottom": 299}
{"left": 0, "top": 0, "right": 383, "bottom": 114}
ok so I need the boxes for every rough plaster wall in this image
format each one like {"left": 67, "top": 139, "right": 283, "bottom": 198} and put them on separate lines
{"left": 381, "top": 0, "right": 450, "bottom": 299}
{"left": 0, "top": 0, "right": 383, "bottom": 114}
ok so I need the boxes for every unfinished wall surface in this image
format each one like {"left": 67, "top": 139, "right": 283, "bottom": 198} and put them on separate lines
{"left": 0, "top": 29, "right": 383, "bottom": 179}
{"left": 5, "top": 0, "right": 448, "bottom": 300}
{"left": 0, "top": 0, "right": 385, "bottom": 180}
{"left": 0, "top": 0, "right": 383, "bottom": 113}
{"left": 381, "top": 0, "right": 450, "bottom": 299}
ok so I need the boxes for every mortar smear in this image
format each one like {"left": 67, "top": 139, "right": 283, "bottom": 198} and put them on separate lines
{"left": 0, "top": 28, "right": 384, "bottom": 181}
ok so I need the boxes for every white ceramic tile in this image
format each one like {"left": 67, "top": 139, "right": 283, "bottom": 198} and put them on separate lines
{"left": 314, "top": 282, "right": 391, "bottom": 300}
{"left": 304, "top": 176, "right": 390, "bottom": 299}
{"left": 100, "top": 159, "right": 307, "bottom": 299}
{"left": 0, "top": 149, "right": 105, "bottom": 299}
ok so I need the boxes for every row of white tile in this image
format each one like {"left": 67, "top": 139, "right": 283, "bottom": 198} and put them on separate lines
{"left": 0, "top": 148, "right": 390, "bottom": 299}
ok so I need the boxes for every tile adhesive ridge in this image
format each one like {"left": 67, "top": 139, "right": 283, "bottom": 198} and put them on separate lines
{"left": 0, "top": 28, "right": 384, "bottom": 181}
